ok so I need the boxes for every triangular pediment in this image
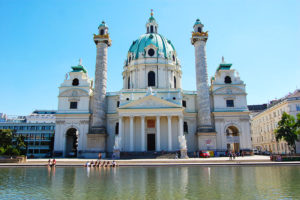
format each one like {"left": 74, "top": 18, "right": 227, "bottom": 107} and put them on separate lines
{"left": 119, "top": 95, "right": 181, "bottom": 109}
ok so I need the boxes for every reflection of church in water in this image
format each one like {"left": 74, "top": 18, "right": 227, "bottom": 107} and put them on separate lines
{"left": 53, "top": 12, "right": 252, "bottom": 158}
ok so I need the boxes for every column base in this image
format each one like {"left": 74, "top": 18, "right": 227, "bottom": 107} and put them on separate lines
{"left": 180, "top": 149, "right": 189, "bottom": 159}
{"left": 113, "top": 150, "right": 120, "bottom": 159}
{"left": 197, "top": 126, "right": 215, "bottom": 133}
{"left": 90, "top": 126, "right": 106, "bottom": 134}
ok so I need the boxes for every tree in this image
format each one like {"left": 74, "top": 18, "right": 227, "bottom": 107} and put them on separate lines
{"left": 0, "top": 129, "right": 13, "bottom": 149}
{"left": 275, "top": 112, "right": 299, "bottom": 153}
{"left": 0, "top": 129, "right": 26, "bottom": 156}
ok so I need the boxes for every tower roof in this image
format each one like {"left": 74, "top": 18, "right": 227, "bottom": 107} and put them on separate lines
{"left": 71, "top": 59, "right": 87, "bottom": 73}
{"left": 217, "top": 57, "right": 232, "bottom": 71}
{"left": 194, "top": 19, "right": 203, "bottom": 27}
{"left": 98, "top": 21, "right": 108, "bottom": 28}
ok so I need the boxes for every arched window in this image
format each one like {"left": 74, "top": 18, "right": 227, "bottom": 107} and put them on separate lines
{"left": 128, "top": 77, "right": 130, "bottom": 89}
{"left": 174, "top": 76, "right": 177, "bottom": 88}
{"left": 147, "top": 27, "right": 149, "bottom": 33}
{"left": 150, "top": 26, "right": 153, "bottom": 33}
{"left": 72, "top": 78, "right": 79, "bottom": 86}
{"left": 172, "top": 55, "right": 175, "bottom": 61}
{"left": 198, "top": 27, "right": 202, "bottom": 33}
{"left": 155, "top": 26, "right": 157, "bottom": 33}
{"left": 224, "top": 76, "right": 232, "bottom": 84}
{"left": 100, "top": 29, "right": 104, "bottom": 35}
{"left": 128, "top": 56, "right": 131, "bottom": 63}
{"left": 148, "top": 71, "right": 155, "bottom": 87}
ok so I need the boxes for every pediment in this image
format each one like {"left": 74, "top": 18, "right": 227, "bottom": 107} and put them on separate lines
{"left": 59, "top": 88, "right": 89, "bottom": 97}
{"left": 120, "top": 95, "right": 181, "bottom": 109}
{"left": 213, "top": 86, "right": 245, "bottom": 95}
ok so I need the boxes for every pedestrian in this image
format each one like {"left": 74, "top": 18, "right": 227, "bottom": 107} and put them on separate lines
{"left": 229, "top": 152, "right": 232, "bottom": 160}
{"left": 175, "top": 152, "right": 178, "bottom": 159}
{"left": 233, "top": 153, "right": 236, "bottom": 159}
{"left": 98, "top": 152, "right": 102, "bottom": 160}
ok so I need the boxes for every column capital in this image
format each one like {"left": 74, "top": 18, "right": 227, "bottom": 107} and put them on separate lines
{"left": 129, "top": 115, "right": 134, "bottom": 119}
{"left": 140, "top": 115, "right": 145, "bottom": 119}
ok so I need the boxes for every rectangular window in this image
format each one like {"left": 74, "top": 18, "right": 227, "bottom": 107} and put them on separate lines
{"left": 226, "top": 100, "right": 234, "bottom": 107}
{"left": 115, "top": 122, "right": 119, "bottom": 135}
{"left": 117, "top": 101, "right": 120, "bottom": 108}
{"left": 184, "top": 122, "right": 188, "bottom": 133}
{"left": 70, "top": 102, "right": 78, "bottom": 109}
{"left": 182, "top": 100, "right": 186, "bottom": 108}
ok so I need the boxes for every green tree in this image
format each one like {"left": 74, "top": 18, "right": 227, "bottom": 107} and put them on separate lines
{"left": 275, "top": 112, "right": 299, "bottom": 153}
{"left": 0, "top": 129, "right": 26, "bottom": 156}
{"left": 0, "top": 129, "right": 13, "bottom": 149}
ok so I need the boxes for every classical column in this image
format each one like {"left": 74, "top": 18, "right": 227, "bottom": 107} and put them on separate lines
{"left": 156, "top": 116, "right": 161, "bottom": 151}
{"left": 191, "top": 21, "right": 213, "bottom": 133}
{"left": 178, "top": 115, "right": 183, "bottom": 137}
{"left": 129, "top": 116, "right": 134, "bottom": 152}
{"left": 118, "top": 117, "right": 123, "bottom": 150}
{"left": 91, "top": 22, "right": 111, "bottom": 134}
{"left": 167, "top": 116, "right": 172, "bottom": 151}
{"left": 141, "top": 116, "right": 145, "bottom": 151}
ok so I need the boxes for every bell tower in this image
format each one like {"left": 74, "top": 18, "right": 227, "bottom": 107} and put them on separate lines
{"left": 91, "top": 21, "right": 112, "bottom": 134}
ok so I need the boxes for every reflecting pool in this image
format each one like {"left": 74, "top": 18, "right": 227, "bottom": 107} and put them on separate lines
{"left": 0, "top": 166, "right": 300, "bottom": 199}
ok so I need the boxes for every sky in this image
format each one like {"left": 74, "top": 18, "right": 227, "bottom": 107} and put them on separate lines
{"left": 0, "top": 0, "right": 299, "bottom": 116}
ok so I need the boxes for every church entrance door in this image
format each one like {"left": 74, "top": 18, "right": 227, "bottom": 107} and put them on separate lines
{"left": 147, "top": 134, "right": 155, "bottom": 151}
{"left": 65, "top": 128, "right": 78, "bottom": 158}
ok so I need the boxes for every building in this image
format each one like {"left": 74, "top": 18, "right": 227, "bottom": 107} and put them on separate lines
{"left": 251, "top": 90, "right": 300, "bottom": 154}
{"left": 0, "top": 110, "right": 56, "bottom": 158}
{"left": 54, "top": 13, "right": 252, "bottom": 158}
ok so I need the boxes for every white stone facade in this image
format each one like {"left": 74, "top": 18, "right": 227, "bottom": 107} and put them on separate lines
{"left": 251, "top": 90, "right": 300, "bottom": 154}
{"left": 53, "top": 15, "right": 252, "bottom": 158}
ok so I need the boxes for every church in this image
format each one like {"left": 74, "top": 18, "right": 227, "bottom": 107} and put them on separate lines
{"left": 53, "top": 12, "right": 252, "bottom": 158}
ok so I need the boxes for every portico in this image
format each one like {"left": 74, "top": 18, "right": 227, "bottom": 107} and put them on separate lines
{"left": 117, "top": 94, "right": 184, "bottom": 152}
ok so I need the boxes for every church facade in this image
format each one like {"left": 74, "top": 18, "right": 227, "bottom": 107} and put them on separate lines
{"left": 53, "top": 13, "right": 252, "bottom": 158}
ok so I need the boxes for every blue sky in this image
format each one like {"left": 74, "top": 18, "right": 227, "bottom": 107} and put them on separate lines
{"left": 1, "top": 0, "right": 299, "bottom": 116}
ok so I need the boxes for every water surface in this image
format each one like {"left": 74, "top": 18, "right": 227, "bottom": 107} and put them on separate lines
{"left": 0, "top": 166, "right": 299, "bottom": 200}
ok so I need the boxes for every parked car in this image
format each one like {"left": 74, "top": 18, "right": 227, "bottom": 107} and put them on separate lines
{"left": 199, "top": 151, "right": 210, "bottom": 158}
{"left": 253, "top": 149, "right": 259, "bottom": 155}
{"left": 262, "top": 151, "right": 271, "bottom": 155}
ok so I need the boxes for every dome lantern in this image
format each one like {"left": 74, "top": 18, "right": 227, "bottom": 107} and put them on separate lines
{"left": 193, "top": 19, "right": 204, "bottom": 33}
{"left": 146, "top": 9, "right": 158, "bottom": 34}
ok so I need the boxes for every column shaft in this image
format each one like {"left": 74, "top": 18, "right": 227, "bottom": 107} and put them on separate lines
{"left": 129, "top": 116, "right": 134, "bottom": 152}
{"left": 119, "top": 117, "right": 123, "bottom": 150}
{"left": 167, "top": 116, "right": 172, "bottom": 151}
{"left": 141, "top": 116, "right": 145, "bottom": 151}
{"left": 156, "top": 116, "right": 161, "bottom": 151}
{"left": 194, "top": 40, "right": 213, "bottom": 130}
{"left": 92, "top": 42, "right": 108, "bottom": 129}
{"left": 179, "top": 116, "right": 183, "bottom": 137}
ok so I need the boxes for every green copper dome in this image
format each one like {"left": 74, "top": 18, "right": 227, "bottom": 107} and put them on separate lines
{"left": 128, "top": 33, "right": 176, "bottom": 60}
{"left": 98, "top": 21, "right": 108, "bottom": 28}
{"left": 194, "top": 19, "right": 203, "bottom": 27}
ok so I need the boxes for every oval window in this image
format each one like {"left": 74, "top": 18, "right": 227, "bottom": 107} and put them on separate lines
{"left": 148, "top": 49, "right": 155, "bottom": 57}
